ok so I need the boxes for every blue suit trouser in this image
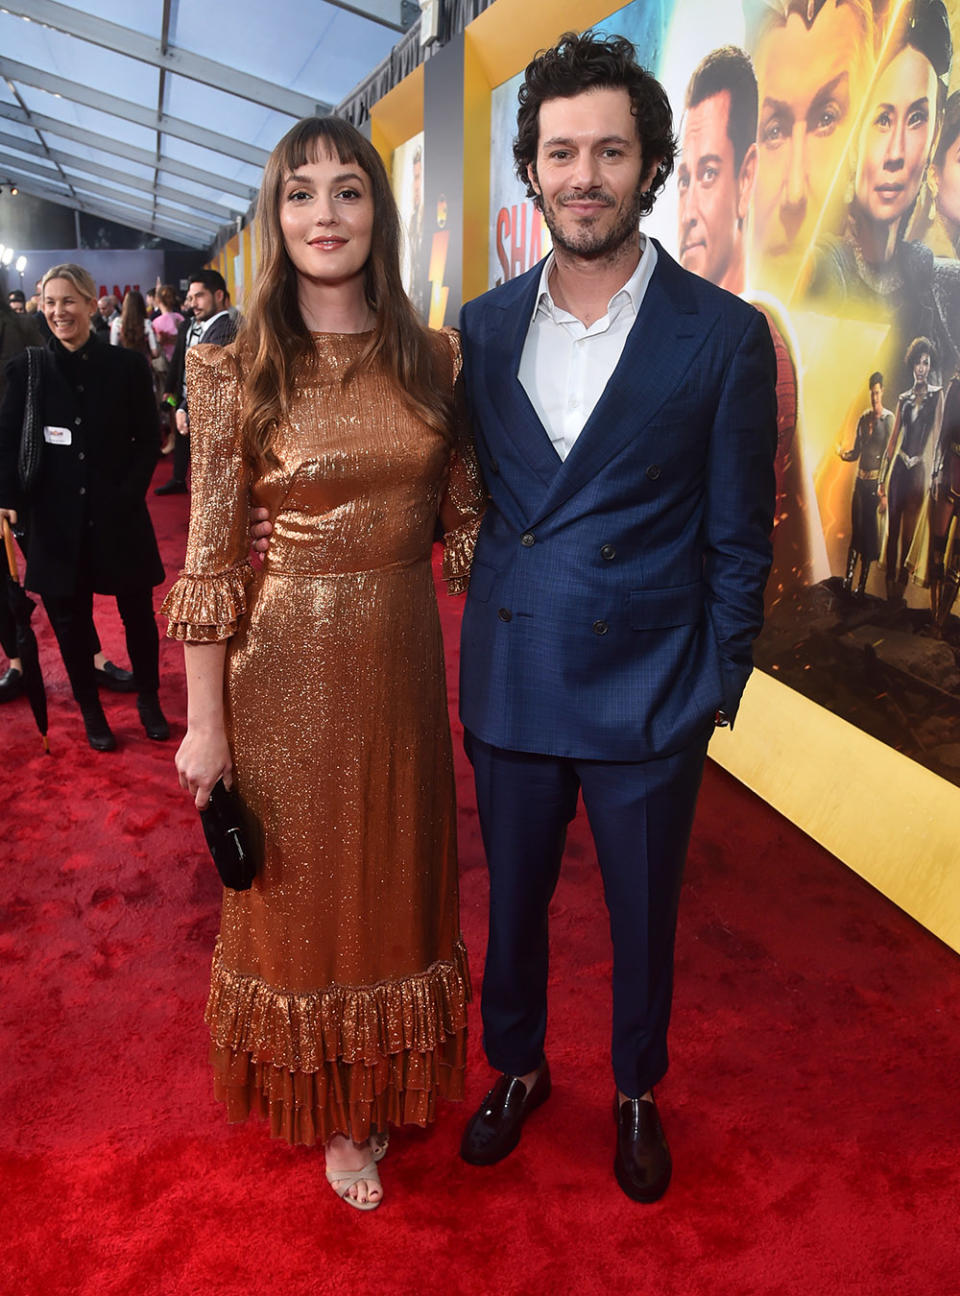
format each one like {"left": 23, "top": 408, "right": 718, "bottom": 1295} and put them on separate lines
{"left": 465, "top": 729, "right": 710, "bottom": 1098}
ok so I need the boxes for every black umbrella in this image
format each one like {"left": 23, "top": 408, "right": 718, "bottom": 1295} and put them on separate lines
{"left": 2, "top": 517, "right": 49, "bottom": 753}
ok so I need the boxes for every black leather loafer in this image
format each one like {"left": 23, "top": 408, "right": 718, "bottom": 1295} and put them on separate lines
{"left": 137, "top": 693, "right": 170, "bottom": 741}
{"left": 95, "top": 659, "right": 137, "bottom": 692}
{"left": 154, "top": 479, "right": 187, "bottom": 495}
{"left": 614, "top": 1094, "right": 671, "bottom": 1203}
{"left": 81, "top": 702, "right": 117, "bottom": 752}
{"left": 0, "top": 665, "right": 24, "bottom": 703}
{"left": 460, "top": 1063, "right": 551, "bottom": 1165}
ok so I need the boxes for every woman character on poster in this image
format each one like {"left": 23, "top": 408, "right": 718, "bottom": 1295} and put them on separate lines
{"left": 810, "top": 0, "right": 960, "bottom": 387}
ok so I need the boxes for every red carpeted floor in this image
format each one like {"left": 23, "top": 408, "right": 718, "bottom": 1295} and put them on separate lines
{"left": 3, "top": 462, "right": 959, "bottom": 1296}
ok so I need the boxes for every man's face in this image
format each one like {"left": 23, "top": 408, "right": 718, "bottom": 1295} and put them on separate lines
{"left": 677, "top": 91, "right": 754, "bottom": 288}
{"left": 187, "top": 283, "right": 223, "bottom": 322}
{"left": 753, "top": 3, "right": 868, "bottom": 286}
{"left": 97, "top": 297, "right": 113, "bottom": 319}
{"left": 934, "top": 130, "right": 960, "bottom": 229}
{"left": 870, "top": 380, "right": 883, "bottom": 413}
{"left": 855, "top": 47, "right": 937, "bottom": 229}
{"left": 527, "top": 87, "right": 657, "bottom": 262}
{"left": 8, "top": 295, "right": 24, "bottom": 314}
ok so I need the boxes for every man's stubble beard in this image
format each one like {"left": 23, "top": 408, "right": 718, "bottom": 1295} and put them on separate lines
{"left": 539, "top": 178, "right": 647, "bottom": 262}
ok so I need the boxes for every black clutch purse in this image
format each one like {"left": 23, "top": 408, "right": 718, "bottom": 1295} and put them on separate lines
{"left": 198, "top": 779, "right": 260, "bottom": 890}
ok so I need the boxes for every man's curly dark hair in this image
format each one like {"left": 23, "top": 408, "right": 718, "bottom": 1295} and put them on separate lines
{"left": 513, "top": 30, "right": 677, "bottom": 220}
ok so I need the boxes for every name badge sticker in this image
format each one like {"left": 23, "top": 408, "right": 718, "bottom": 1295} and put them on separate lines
{"left": 43, "top": 425, "right": 72, "bottom": 446}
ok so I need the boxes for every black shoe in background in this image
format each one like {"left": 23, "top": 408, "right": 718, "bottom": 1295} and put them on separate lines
{"left": 95, "top": 660, "right": 137, "bottom": 693}
{"left": 137, "top": 693, "right": 170, "bottom": 741}
{"left": 80, "top": 701, "right": 117, "bottom": 752}
{"left": 154, "top": 479, "right": 187, "bottom": 496}
{"left": 0, "top": 666, "right": 24, "bottom": 702}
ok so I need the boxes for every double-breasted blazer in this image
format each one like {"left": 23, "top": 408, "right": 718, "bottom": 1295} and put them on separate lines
{"left": 458, "top": 241, "right": 778, "bottom": 762}
{"left": 0, "top": 332, "right": 163, "bottom": 598}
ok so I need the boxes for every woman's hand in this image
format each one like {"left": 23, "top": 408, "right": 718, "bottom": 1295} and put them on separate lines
{"left": 0, "top": 507, "right": 18, "bottom": 527}
{"left": 176, "top": 724, "right": 233, "bottom": 809}
{"left": 249, "top": 506, "right": 273, "bottom": 555}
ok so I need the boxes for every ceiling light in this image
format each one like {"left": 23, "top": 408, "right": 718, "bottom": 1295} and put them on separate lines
{"left": 10, "top": 185, "right": 17, "bottom": 196}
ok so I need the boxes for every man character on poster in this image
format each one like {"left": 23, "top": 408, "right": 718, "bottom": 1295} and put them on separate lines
{"left": 456, "top": 32, "right": 777, "bottom": 1202}
{"left": 676, "top": 45, "right": 825, "bottom": 596}
{"left": 746, "top": 0, "right": 875, "bottom": 301}
{"left": 835, "top": 372, "right": 893, "bottom": 597}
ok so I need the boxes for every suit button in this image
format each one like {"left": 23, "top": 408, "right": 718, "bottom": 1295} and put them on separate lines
{"left": 593, "top": 620, "right": 608, "bottom": 635}
{"left": 78, "top": 452, "right": 85, "bottom": 461}
{"left": 646, "top": 464, "right": 661, "bottom": 480}
{"left": 600, "top": 544, "right": 616, "bottom": 561}
{"left": 488, "top": 457, "right": 500, "bottom": 474}
{"left": 79, "top": 487, "right": 86, "bottom": 496}
{"left": 74, "top": 417, "right": 82, "bottom": 426}
{"left": 77, "top": 384, "right": 84, "bottom": 393}
{"left": 498, "top": 608, "right": 512, "bottom": 623}
{"left": 521, "top": 532, "right": 535, "bottom": 547}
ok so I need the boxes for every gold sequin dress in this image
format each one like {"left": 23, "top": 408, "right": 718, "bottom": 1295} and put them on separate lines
{"left": 162, "top": 330, "right": 484, "bottom": 1146}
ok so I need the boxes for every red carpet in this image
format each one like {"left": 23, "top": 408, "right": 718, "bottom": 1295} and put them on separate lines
{"left": 3, "top": 462, "right": 959, "bottom": 1295}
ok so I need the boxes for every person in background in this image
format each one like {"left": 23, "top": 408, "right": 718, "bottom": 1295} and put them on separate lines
{"left": 0, "top": 286, "right": 43, "bottom": 702}
{"left": 8, "top": 290, "right": 26, "bottom": 315}
{"left": 111, "top": 289, "right": 160, "bottom": 364}
{"left": 0, "top": 263, "right": 168, "bottom": 750}
{"left": 154, "top": 271, "right": 235, "bottom": 496}
{"left": 152, "top": 286, "right": 185, "bottom": 455}
{"left": 169, "top": 115, "right": 483, "bottom": 1212}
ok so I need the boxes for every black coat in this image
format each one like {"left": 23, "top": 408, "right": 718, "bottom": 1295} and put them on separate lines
{"left": 0, "top": 332, "right": 163, "bottom": 597}
{"left": 164, "top": 311, "right": 237, "bottom": 412}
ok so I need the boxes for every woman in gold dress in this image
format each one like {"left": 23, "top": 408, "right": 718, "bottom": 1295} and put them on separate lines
{"left": 164, "top": 117, "right": 484, "bottom": 1210}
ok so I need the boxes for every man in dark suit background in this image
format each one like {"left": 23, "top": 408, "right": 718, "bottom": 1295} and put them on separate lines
{"left": 155, "top": 270, "right": 237, "bottom": 496}
{"left": 457, "top": 32, "right": 777, "bottom": 1202}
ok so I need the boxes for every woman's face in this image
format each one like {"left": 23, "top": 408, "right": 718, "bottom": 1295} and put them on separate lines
{"left": 913, "top": 351, "right": 931, "bottom": 383}
{"left": 42, "top": 277, "right": 94, "bottom": 350}
{"left": 934, "top": 133, "right": 960, "bottom": 229}
{"left": 855, "top": 47, "right": 938, "bottom": 227}
{"left": 279, "top": 147, "right": 375, "bottom": 291}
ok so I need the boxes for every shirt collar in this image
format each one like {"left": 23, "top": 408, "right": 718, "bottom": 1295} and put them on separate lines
{"left": 530, "top": 234, "right": 656, "bottom": 326}
{"left": 197, "top": 309, "right": 228, "bottom": 337}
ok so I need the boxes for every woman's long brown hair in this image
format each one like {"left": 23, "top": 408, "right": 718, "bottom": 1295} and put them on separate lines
{"left": 238, "top": 116, "right": 453, "bottom": 466}
{"left": 119, "top": 290, "right": 149, "bottom": 353}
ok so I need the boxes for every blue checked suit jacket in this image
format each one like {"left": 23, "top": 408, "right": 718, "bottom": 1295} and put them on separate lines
{"left": 458, "top": 240, "right": 778, "bottom": 762}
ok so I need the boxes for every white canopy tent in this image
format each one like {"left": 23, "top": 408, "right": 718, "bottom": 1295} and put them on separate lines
{"left": 0, "top": 0, "right": 416, "bottom": 250}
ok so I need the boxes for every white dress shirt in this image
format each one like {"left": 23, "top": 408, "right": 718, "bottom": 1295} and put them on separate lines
{"left": 518, "top": 236, "right": 657, "bottom": 460}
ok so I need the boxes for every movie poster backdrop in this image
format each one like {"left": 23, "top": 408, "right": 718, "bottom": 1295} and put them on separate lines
{"left": 487, "top": 0, "right": 960, "bottom": 789}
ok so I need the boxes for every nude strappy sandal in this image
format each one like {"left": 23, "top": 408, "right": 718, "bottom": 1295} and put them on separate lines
{"left": 325, "top": 1160, "right": 383, "bottom": 1212}
{"left": 371, "top": 1131, "right": 389, "bottom": 1162}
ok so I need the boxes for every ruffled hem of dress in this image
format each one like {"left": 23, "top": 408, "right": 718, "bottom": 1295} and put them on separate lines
{"left": 442, "top": 515, "right": 481, "bottom": 594}
{"left": 205, "top": 938, "right": 471, "bottom": 1145}
{"left": 161, "top": 560, "right": 254, "bottom": 641}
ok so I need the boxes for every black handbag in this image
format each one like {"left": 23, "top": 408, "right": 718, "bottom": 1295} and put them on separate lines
{"left": 18, "top": 346, "right": 46, "bottom": 494}
{"left": 198, "top": 779, "right": 260, "bottom": 890}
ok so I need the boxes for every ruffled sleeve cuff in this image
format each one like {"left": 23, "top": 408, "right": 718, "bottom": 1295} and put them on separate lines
{"left": 441, "top": 515, "right": 481, "bottom": 595}
{"left": 161, "top": 560, "right": 254, "bottom": 641}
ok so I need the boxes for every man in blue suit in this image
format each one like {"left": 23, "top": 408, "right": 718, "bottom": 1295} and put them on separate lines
{"left": 457, "top": 32, "right": 777, "bottom": 1202}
